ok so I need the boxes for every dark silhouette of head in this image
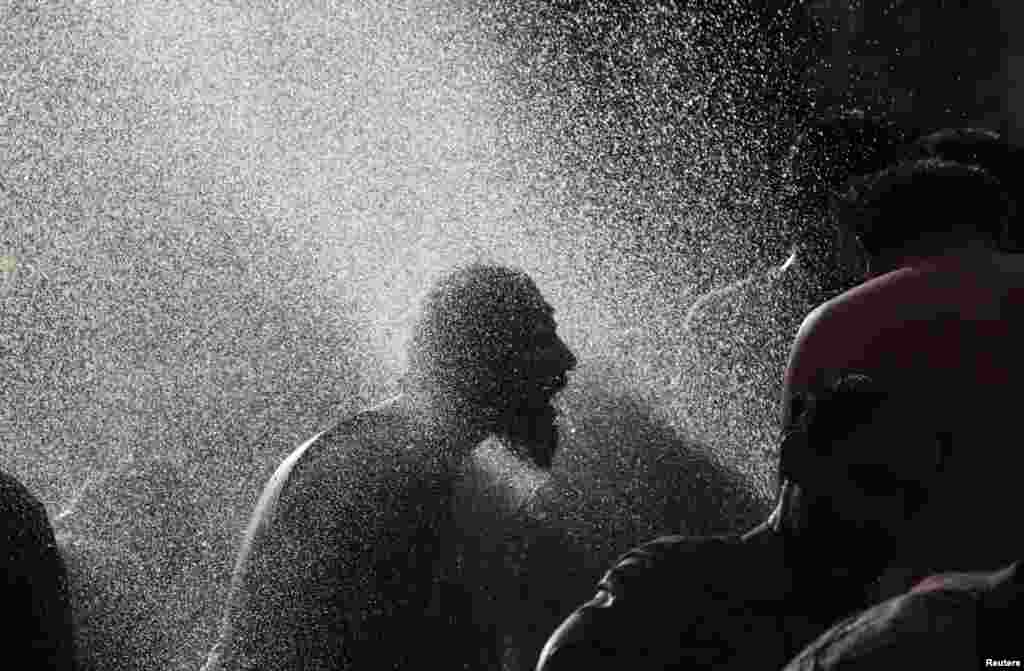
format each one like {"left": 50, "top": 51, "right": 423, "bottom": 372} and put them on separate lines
{"left": 405, "top": 263, "right": 577, "bottom": 467}
{"left": 912, "top": 127, "right": 1024, "bottom": 250}
{"left": 773, "top": 373, "right": 949, "bottom": 591}
{"left": 783, "top": 108, "right": 913, "bottom": 287}
{"left": 838, "top": 158, "right": 1010, "bottom": 273}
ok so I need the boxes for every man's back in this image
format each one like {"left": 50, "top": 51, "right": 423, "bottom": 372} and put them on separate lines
{"left": 206, "top": 401, "right": 484, "bottom": 671}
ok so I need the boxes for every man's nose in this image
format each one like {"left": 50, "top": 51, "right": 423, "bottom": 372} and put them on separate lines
{"left": 559, "top": 338, "right": 578, "bottom": 372}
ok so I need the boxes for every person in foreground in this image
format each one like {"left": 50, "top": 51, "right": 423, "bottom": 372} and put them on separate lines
{"left": 202, "top": 263, "right": 577, "bottom": 671}
{"left": 782, "top": 158, "right": 1020, "bottom": 424}
{"left": 784, "top": 560, "right": 1023, "bottom": 670}
{"left": 536, "top": 373, "right": 953, "bottom": 670}
{"left": 765, "top": 159, "right": 1024, "bottom": 670}
{"left": 782, "top": 159, "right": 1024, "bottom": 595}
{"left": 0, "top": 467, "right": 76, "bottom": 670}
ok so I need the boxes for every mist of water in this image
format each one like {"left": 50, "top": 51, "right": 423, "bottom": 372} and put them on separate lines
{"left": 2, "top": 1, "right": 810, "bottom": 667}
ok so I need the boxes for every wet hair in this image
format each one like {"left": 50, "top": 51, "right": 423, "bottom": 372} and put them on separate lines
{"left": 839, "top": 158, "right": 1010, "bottom": 259}
{"left": 406, "top": 263, "right": 549, "bottom": 415}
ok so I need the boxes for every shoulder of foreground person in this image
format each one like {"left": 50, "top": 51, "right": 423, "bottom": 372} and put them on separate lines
{"left": 537, "top": 533, "right": 795, "bottom": 671}
{"left": 783, "top": 561, "right": 1023, "bottom": 671}
{"left": 597, "top": 534, "right": 744, "bottom": 594}
{"left": 0, "top": 469, "right": 76, "bottom": 671}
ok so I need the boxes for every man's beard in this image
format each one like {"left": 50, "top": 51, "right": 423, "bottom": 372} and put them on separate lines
{"left": 503, "top": 402, "right": 560, "bottom": 469}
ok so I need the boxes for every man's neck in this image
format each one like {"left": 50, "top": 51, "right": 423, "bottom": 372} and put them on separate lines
{"left": 391, "top": 389, "right": 494, "bottom": 471}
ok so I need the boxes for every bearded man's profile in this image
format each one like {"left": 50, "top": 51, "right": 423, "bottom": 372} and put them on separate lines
{"left": 202, "top": 262, "right": 577, "bottom": 671}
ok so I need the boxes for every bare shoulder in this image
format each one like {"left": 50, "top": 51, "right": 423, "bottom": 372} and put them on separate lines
{"left": 785, "top": 288, "right": 858, "bottom": 395}
{"left": 783, "top": 586, "right": 981, "bottom": 670}
{"left": 262, "top": 404, "right": 422, "bottom": 527}
{"left": 538, "top": 533, "right": 786, "bottom": 671}
{"left": 599, "top": 534, "right": 745, "bottom": 599}
{"left": 792, "top": 292, "right": 842, "bottom": 347}
{"left": 299, "top": 404, "right": 417, "bottom": 474}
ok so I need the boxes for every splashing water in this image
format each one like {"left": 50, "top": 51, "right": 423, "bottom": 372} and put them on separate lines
{"left": 2, "top": 2, "right": 816, "bottom": 668}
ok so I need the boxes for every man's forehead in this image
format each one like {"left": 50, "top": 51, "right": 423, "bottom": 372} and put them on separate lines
{"left": 510, "top": 282, "right": 553, "bottom": 316}
{"left": 518, "top": 302, "right": 555, "bottom": 332}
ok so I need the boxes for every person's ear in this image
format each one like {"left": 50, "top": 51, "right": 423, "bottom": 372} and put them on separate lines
{"left": 778, "top": 429, "right": 811, "bottom": 485}
{"left": 769, "top": 480, "right": 808, "bottom": 535}
{"left": 785, "top": 481, "right": 810, "bottom": 536}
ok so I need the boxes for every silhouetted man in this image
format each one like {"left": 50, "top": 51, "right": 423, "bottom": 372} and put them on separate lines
{"left": 536, "top": 373, "right": 953, "bottom": 670}
{"left": 203, "top": 263, "right": 577, "bottom": 671}
{"left": 0, "top": 468, "right": 75, "bottom": 670}
{"left": 783, "top": 159, "right": 1024, "bottom": 595}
